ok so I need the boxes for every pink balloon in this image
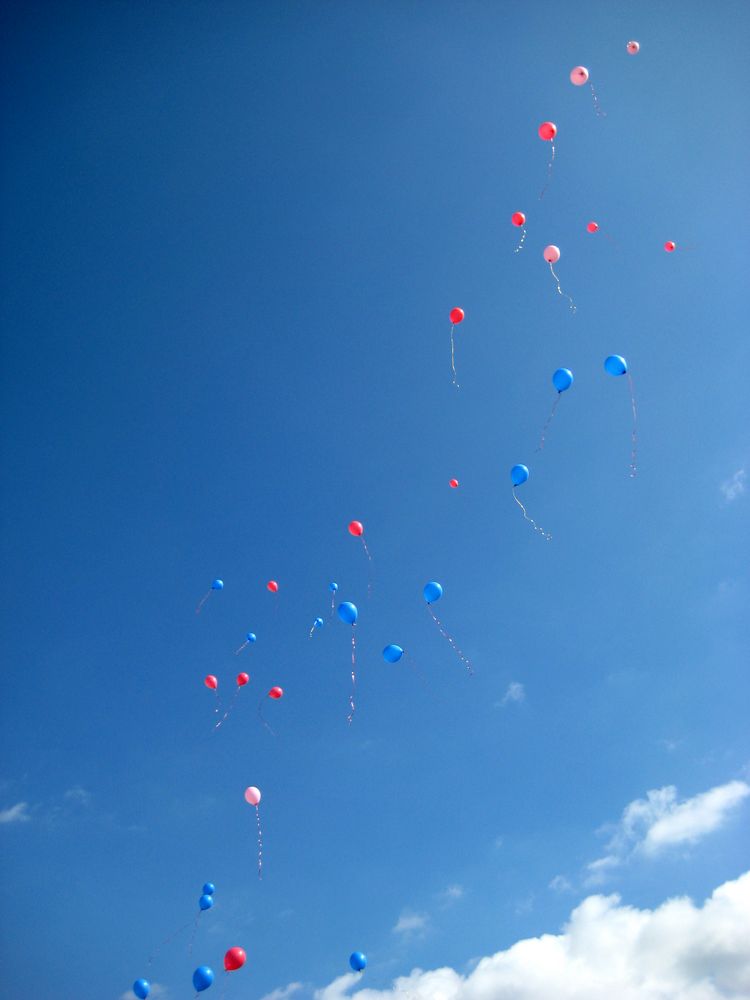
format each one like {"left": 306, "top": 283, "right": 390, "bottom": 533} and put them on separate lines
{"left": 626, "top": 40, "right": 640, "bottom": 55}
{"left": 538, "top": 121, "right": 557, "bottom": 141}
{"left": 570, "top": 66, "right": 589, "bottom": 85}
{"left": 244, "top": 786, "right": 261, "bottom": 806}
{"left": 664, "top": 241, "right": 676, "bottom": 253}
{"left": 587, "top": 221, "right": 599, "bottom": 233}
{"left": 511, "top": 211, "right": 526, "bottom": 227}
{"left": 543, "top": 245, "right": 560, "bottom": 264}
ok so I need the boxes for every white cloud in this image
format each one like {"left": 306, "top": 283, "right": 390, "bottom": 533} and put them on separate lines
{"left": 65, "top": 785, "right": 91, "bottom": 806}
{"left": 720, "top": 468, "right": 746, "bottom": 503}
{"left": 393, "top": 911, "right": 429, "bottom": 936}
{"left": 586, "top": 780, "right": 749, "bottom": 884}
{"left": 548, "top": 875, "right": 573, "bottom": 893}
{"left": 441, "top": 885, "right": 464, "bottom": 902}
{"left": 305, "top": 870, "right": 750, "bottom": 999}
{"left": 260, "top": 984, "right": 304, "bottom": 1000}
{"left": 0, "top": 802, "right": 30, "bottom": 824}
{"left": 498, "top": 682, "right": 525, "bottom": 707}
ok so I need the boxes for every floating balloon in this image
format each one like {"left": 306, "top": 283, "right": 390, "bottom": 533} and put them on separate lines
{"left": 604, "top": 355, "right": 638, "bottom": 477}
{"left": 329, "top": 581, "right": 339, "bottom": 615}
{"left": 626, "top": 40, "right": 640, "bottom": 54}
{"left": 423, "top": 581, "right": 443, "bottom": 604}
{"left": 348, "top": 520, "right": 373, "bottom": 596}
{"left": 587, "top": 221, "right": 599, "bottom": 233}
{"left": 268, "top": 686, "right": 283, "bottom": 699}
{"left": 234, "top": 631, "right": 257, "bottom": 655}
{"left": 193, "top": 966, "right": 214, "bottom": 993}
{"left": 237, "top": 672, "right": 249, "bottom": 686}
{"left": 664, "top": 241, "right": 676, "bottom": 252}
{"left": 195, "top": 579, "right": 223, "bottom": 615}
{"left": 244, "top": 787, "right": 263, "bottom": 878}
{"left": 199, "top": 894, "right": 213, "bottom": 911}
{"left": 448, "top": 307, "right": 464, "bottom": 387}
{"left": 383, "top": 644, "right": 404, "bottom": 663}
{"left": 350, "top": 952, "right": 368, "bottom": 973}
{"left": 266, "top": 580, "right": 279, "bottom": 593}
{"left": 202, "top": 883, "right": 215, "bottom": 896}
{"left": 538, "top": 369, "right": 574, "bottom": 451}
{"left": 423, "top": 582, "right": 473, "bottom": 674}
{"left": 215, "top": 669, "right": 252, "bottom": 732}
{"left": 309, "top": 616, "right": 324, "bottom": 637}
{"left": 538, "top": 122, "right": 557, "bottom": 199}
{"left": 511, "top": 211, "right": 527, "bottom": 253}
{"left": 204, "top": 675, "right": 218, "bottom": 690}
{"left": 224, "top": 947, "right": 246, "bottom": 972}
{"left": 338, "top": 601, "right": 358, "bottom": 625}
{"left": 258, "top": 686, "right": 283, "bottom": 737}
{"left": 542, "top": 245, "right": 575, "bottom": 313}
{"left": 510, "top": 465, "right": 550, "bottom": 540}
{"left": 449, "top": 478, "right": 459, "bottom": 488}
{"left": 570, "top": 66, "right": 605, "bottom": 115}
{"left": 348, "top": 520, "right": 363, "bottom": 536}
{"left": 133, "top": 980, "right": 150, "bottom": 1000}
{"left": 338, "top": 602, "right": 359, "bottom": 723}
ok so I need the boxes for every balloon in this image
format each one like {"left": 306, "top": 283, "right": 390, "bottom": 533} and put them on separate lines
{"left": 626, "top": 40, "right": 640, "bottom": 54}
{"left": 664, "top": 241, "right": 676, "bottom": 252}
{"left": 337, "top": 601, "right": 358, "bottom": 625}
{"left": 268, "top": 686, "right": 283, "bottom": 699}
{"left": 202, "top": 882, "right": 215, "bottom": 896}
{"left": 552, "top": 368, "right": 574, "bottom": 392}
{"left": 224, "top": 947, "right": 246, "bottom": 972}
{"left": 570, "top": 65, "right": 589, "bottom": 85}
{"left": 604, "top": 354, "right": 628, "bottom": 376}
{"left": 423, "top": 581, "right": 443, "bottom": 604}
{"left": 192, "top": 966, "right": 214, "bottom": 993}
{"left": 449, "top": 478, "right": 459, "bottom": 488}
{"left": 348, "top": 520, "right": 364, "bottom": 537}
{"left": 204, "top": 675, "right": 218, "bottom": 690}
{"left": 538, "top": 121, "right": 557, "bottom": 140}
{"left": 543, "top": 244, "right": 560, "bottom": 263}
{"left": 133, "top": 980, "right": 150, "bottom": 1000}
{"left": 266, "top": 580, "right": 279, "bottom": 593}
{"left": 511, "top": 464, "right": 529, "bottom": 486}
{"left": 449, "top": 307, "right": 464, "bottom": 324}
{"left": 329, "top": 582, "right": 339, "bottom": 592}
{"left": 246, "top": 632, "right": 257, "bottom": 643}
{"left": 211, "top": 579, "right": 224, "bottom": 590}
{"left": 511, "top": 211, "right": 526, "bottom": 227}
{"left": 350, "top": 952, "right": 368, "bottom": 973}
{"left": 587, "top": 221, "right": 599, "bottom": 233}
{"left": 244, "top": 786, "right": 261, "bottom": 806}
{"left": 314, "top": 617, "right": 324, "bottom": 629}
{"left": 237, "top": 672, "right": 249, "bottom": 686}
{"left": 383, "top": 644, "right": 404, "bottom": 663}
{"left": 199, "top": 894, "right": 214, "bottom": 911}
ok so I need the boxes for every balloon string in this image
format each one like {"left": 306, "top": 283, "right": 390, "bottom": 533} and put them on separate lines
{"left": 258, "top": 697, "right": 277, "bottom": 738}
{"left": 536, "top": 393, "right": 561, "bottom": 451}
{"left": 589, "top": 81, "right": 606, "bottom": 117}
{"left": 548, "top": 262, "right": 576, "bottom": 313}
{"left": 309, "top": 622, "right": 316, "bottom": 638}
{"left": 450, "top": 324, "right": 459, "bottom": 387}
{"left": 330, "top": 593, "right": 336, "bottom": 617}
{"left": 627, "top": 372, "right": 638, "bottom": 478}
{"left": 214, "top": 688, "right": 240, "bottom": 730}
{"left": 512, "top": 488, "right": 551, "bottom": 540}
{"left": 427, "top": 605, "right": 473, "bottom": 675}
{"left": 146, "top": 917, "right": 193, "bottom": 968}
{"left": 186, "top": 912, "right": 201, "bottom": 959}
{"left": 513, "top": 227, "right": 527, "bottom": 254}
{"left": 406, "top": 652, "right": 451, "bottom": 705}
{"left": 195, "top": 590, "right": 211, "bottom": 615}
{"left": 539, "top": 141, "right": 555, "bottom": 200}
{"left": 347, "top": 629, "right": 357, "bottom": 724}
{"left": 234, "top": 640, "right": 248, "bottom": 655}
{"left": 255, "top": 804, "right": 263, "bottom": 879}
{"left": 361, "top": 536, "right": 373, "bottom": 598}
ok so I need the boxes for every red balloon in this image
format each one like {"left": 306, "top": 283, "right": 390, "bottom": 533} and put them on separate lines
{"left": 224, "top": 947, "right": 246, "bottom": 972}
{"left": 538, "top": 121, "right": 557, "bottom": 141}
{"left": 664, "top": 241, "right": 676, "bottom": 253}
{"left": 237, "top": 672, "right": 249, "bottom": 687}
{"left": 348, "top": 520, "right": 364, "bottom": 537}
{"left": 268, "top": 686, "right": 283, "bottom": 699}
{"left": 587, "top": 221, "right": 599, "bottom": 233}
{"left": 204, "top": 675, "right": 218, "bottom": 690}
{"left": 266, "top": 580, "right": 279, "bottom": 593}
{"left": 449, "top": 479, "right": 459, "bottom": 488}
{"left": 511, "top": 212, "right": 526, "bottom": 227}
{"left": 449, "top": 307, "right": 464, "bottom": 325}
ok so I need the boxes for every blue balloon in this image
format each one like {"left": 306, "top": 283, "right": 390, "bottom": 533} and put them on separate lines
{"left": 314, "top": 617, "right": 324, "bottom": 628}
{"left": 552, "top": 368, "right": 574, "bottom": 392}
{"left": 337, "top": 601, "right": 358, "bottom": 625}
{"left": 604, "top": 354, "right": 627, "bottom": 376}
{"left": 246, "top": 632, "right": 257, "bottom": 643}
{"left": 423, "top": 581, "right": 443, "bottom": 604}
{"left": 193, "top": 966, "right": 214, "bottom": 992}
{"left": 329, "top": 581, "right": 339, "bottom": 592}
{"left": 202, "top": 882, "right": 215, "bottom": 896}
{"left": 211, "top": 579, "right": 224, "bottom": 590}
{"left": 510, "top": 464, "right": 529, "bottom": 487}
{"left": 382, "top": 644, "right": 404, "bottom": 663}
{"left": 350, "top": 952, "right": 367, "bottom": 972}
{"left": 199, "top": 894, "right": 213, "bottom": 911}
{"left": 133, "top": 980, "right": 150, "bottom": 1000}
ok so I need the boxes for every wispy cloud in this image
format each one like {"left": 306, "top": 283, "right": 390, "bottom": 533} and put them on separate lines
{"left": 441, "top": 884, "right": 464, "bottom": 901}
{"left": 548, "top": 874, "right": 573, "bottom": 892}
{"left": 65, "top": 786, "right": 92, "bottom": 806}
{"left": 720, "top": 468, "right": 746, "bottom": 503}
{"left": 0, "top": 802, "right": 30, "bottom": 825}
{"left": 393, "top": 910, "right": 429, "bottom": 937}
{"left": 259, "top": 984, "right": 304, "bottom": 1000}
{"left": 497, "top": 682, "right": 525, "bottom": 707}
{"left": 586, "top": 779, "right": 750, "bottom": 884}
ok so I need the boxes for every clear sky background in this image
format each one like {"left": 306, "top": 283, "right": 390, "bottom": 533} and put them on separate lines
{"left": 1, "top": 2, "right": 749, "bottom": 999}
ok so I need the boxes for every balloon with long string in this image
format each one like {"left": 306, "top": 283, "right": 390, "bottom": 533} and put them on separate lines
{"left": 196, "top": 578, "right": 223, "bottom": 615}
{"left": 309, "top": 616, "right": 324, "bottom": 638}
{"left": 448, "top": 307, "right": 464, "bottom": 387}
{"left": 348, "top": 521, "right": 373, "bottom": 596}
{"left": 586, "top": 220, "right": 618, "bottom": 249}
{"left": 337, "top": 601, "right": 359, "bottom": 723}
{"left": 258, "top": 686, "right": 283, "bottom": 737}
{"left": 422, "top": 582, "right": 473, "bottom": 675}
{"left": 538, "top": 121, "right": 557, "bottom": 199}
{"left": 244, "top": 786, "right": 263, "bottom": 879}
{"left": 511, "top": 211, "right": 527, "bottom": 253}
{"left": 537, "top": 368, "right": 573, "bottom": 452}
{"left": 234, "top": 631, "right": 256, "bottom": 655}
{"left": 510, "top": 465, "right": 551, "bottom": 540}
{"left": 145, "top": 880, "right": 214, "bottom": 973}
{"left": 204, "top": 675, "right": 221, "bottom": 722}
{"left": 329, "top": 581, "right": 339, "bottom": 617}
{"left": 570, "top": 65, "right": 606, "bottom": 117}
{"left": 214, "top": 674, "right": 249, "bottom": 731}
{"left": 383, "top": 643, "right": 447, "bottom": 705}
{"left": 604, "top": 355, "right": 638, "bottom": 478}
{"left": 219, "top": 948, "right": 247, "bottom": 998}
{"left": 187, "top": 884, "right": 216, "bottom": 959}
{"left": 543, "top": 245, "right": 575, "bottom": 313}
{"left": 193, "top": 965, "right": 214, "bottom": 995}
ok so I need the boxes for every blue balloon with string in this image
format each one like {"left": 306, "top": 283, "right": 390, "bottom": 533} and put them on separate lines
{"left": 510, "top": 464, "right": 529, "bottom": 486}
{"left": 604, "top": 355, "right": 627, "bottom": 376}
{"left": 350, "top": 951, "right": 367, "bottom": 972}
{"left": 193, "top": 966, "right": 214, "bottom": 992}
{"left": 133, "top": 980, "right": 150, "bottom": 999}
{"left": 211, "top": 579, "right": 223, "bottom": 590}
{"left": 423, "top": 581, "right": 443, "bottom": 604}
{"left": 382, "top": 644, "right": 404, "bottom": 663}
{"left": 337, "top": 602, "right": 358, "bottom": 625}
{"left": 202, "top": 882, "right": 215, "bottom": 896}
{"left": 199, "top": 894, "right": 213, "bottom": 911}
{"left": 552, "top": 368, "right": 573, "bottom": 392}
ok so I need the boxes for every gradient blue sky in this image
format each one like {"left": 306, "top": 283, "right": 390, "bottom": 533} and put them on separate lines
{"left": 1, "top": 2, "right": 749, "bottom": 999}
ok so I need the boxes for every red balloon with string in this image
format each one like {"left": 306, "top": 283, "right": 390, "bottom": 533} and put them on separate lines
{"left": 348, "top": 519, "right": 373, "bottom": 596}
{"left": 538, "top": 122, "right": 557, "bottom": 199}
{"left": 511, "top": 212, "right": 527, "bottom": 253}
{"left": 224, "top": 947, "right": 246, "bottom": 972}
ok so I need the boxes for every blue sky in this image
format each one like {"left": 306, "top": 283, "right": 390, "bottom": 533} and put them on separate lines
{"left": 1, "top": 2, "right": 749, "bottom": 999}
